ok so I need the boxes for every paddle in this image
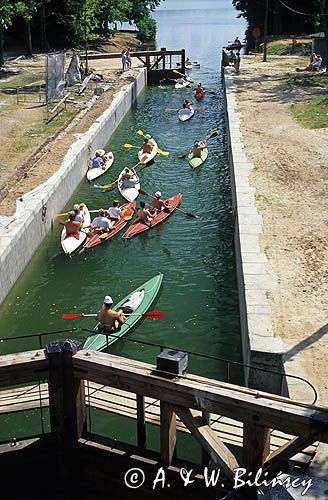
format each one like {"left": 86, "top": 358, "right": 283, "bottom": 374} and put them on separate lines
{"left": 139, "top": 189, "right": 198, "bottom": 219}
{"left": 164, "top": 107, "right": 205, "bottom": 112}
{"left": 178, "top": 130, "right": 219, "bottom": 159}
{"left": 61, "top": 310, "right": 163, "bottom": 319}
{"left": 136, "top": 130, "right": 170, "bottom": 156}
{"left": 99, "top": 156, "right": 147, "bottom": 190}
{"left": 54, "top": 209, "right": 101, "bottom": 218}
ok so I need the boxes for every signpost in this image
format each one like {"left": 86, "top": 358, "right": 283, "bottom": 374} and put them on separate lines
{"left": 252, "top": 27, "right": 261, "bottom": 55}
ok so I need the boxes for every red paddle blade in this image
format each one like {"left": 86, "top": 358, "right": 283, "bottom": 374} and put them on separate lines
{"left": 144, "top": 310, "right": 164, "bottom": 319}
{"left": 61, "top": 313, "right": 83, "bottom": 319}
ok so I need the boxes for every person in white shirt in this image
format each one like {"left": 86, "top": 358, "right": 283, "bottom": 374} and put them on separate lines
{"left": 89, "top": 209, "right": 112, "bottom": 235}
{"left": 108, "top": 200, "right": 122, "bottom": 221}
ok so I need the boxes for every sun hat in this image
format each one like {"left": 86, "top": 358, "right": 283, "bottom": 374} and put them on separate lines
{"left": 73, "top": 204, "right": 80, "bottom": 210}
{"left": 145, "top": 134, "right": 152, "bottom": 139}
{"left": 155, "top": 191, "right": 162, "bottom": 198}
{"left": 104, "top": 295, "right": 113, "bottom": 304}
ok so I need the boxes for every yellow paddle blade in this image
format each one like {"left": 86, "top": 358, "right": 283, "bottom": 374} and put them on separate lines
{"left": 99, "top": 233, "right": 109, "bottom": 239}
{"left": 53, "top": 211, "right": 68, "bottom": 218}
{"left": 101, "top": 183, "right": 114, "bottom": 189}
{"left": 164, "top": 108, "right": 174, "bottom": 112}
{"left": 124, "top": 214, "right": 133, "bottom": 221}
{"left": 137, "top": 129, "right": 144, "bottom": 136}
{"left": 196, "top": 107, "right": 205, "bottom": 111}
{"left": 124, "top": 143, "right": 135, "bottom": 148}
{"left": 157, "top": 148, "right": 170, "bottom": 156}
{"left": 208, "top": 130, "right": 219, "bottom": 139}
{"left": 139, "top": 155, "right": 148, "bottom": 164}
{"left": 173, "top": 69, "right": 184, "bottom": 76}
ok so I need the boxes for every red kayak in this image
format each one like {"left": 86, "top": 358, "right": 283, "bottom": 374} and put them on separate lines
{"left": 84, "top": 201, "right": 136, "bottom": 249}
{"left": 195, "top": 91, "right": 205, "bottom": 99}
{"left": 122, "top": 193, "right": 182, "bottom": 239}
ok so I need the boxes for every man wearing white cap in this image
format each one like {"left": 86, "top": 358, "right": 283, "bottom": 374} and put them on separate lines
{"left": 97, "top": 295, "right": 126, "bottom": 332}
{"left": 73, "top": 203, "right": 85, "bottom": 223}
{"left": 151, "top": 191, "right": 170, "bottom": 213}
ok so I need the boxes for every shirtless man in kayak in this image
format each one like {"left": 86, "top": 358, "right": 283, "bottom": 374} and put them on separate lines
{"left": 97, "top": 295, "right": 126, "bottom": 332}
{"left": 151, "top": 191, "right": 170, "bottom": 213}
{"left": 137, "top": 200, "right": 154, "bottom": 224}
{"left": 182, "top": 99, "right": 193, "bottom": 110}
{"left": 189, "top": 140, "right": 207, "bottom": 158}
{"left": 60, "top": 212, "right": 82, "bottom": 237}
{"left": 194, "top": 83, "right": 205, "bottom": 96}
{"left": 140, "top": 138, "right": 153, "bottom": 155}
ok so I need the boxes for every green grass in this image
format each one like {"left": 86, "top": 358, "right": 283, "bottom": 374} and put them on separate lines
{"left": 291, "top": 96, "right": 328, "bottom": 129}
{"left": 267, "top": 42, "right": 311, "bottom": 56}
{"left": 286, "top": 74, "right": 328, "bottom": 88}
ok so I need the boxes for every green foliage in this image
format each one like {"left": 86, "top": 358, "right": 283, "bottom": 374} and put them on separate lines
{"left": 267, "top": 42, "right": 311, "bottom": 56}
{"left": 136, "top": 15, "right": 156, "bottom": 42}
{"left": 291, "top": 96, "right": 328, "bottom": 129}
{"left": 15, "top": 0, "right": 38, "bottom": 22}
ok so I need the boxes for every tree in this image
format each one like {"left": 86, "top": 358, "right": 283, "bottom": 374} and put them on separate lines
{"left": 15, "top": 0, "right": 39, "bottom": 56}
{"left": 0, "top": 0, "right": 15, "bottom": 66}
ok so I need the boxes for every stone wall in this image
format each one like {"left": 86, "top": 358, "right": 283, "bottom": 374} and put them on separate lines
{"left": 0, "top": 69, "right": 147, "bottom": 307}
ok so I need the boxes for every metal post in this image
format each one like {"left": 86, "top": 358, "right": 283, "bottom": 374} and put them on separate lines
{"left": 136, "top": 394, "right": 146, "bottom": 449}
{"left": 263, "top": 0, "right": 269, "bottom": 62}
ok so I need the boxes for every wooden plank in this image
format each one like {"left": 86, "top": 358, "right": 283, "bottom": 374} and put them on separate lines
{"left": 72, "top": 351, "right": 328, "bottom": 441}
{"left": 0, "top": 380, "right": 319, "bottom": 468}
{"left": 136, "top": 395, "right": 146, "bottom": 449}
{"left": 160, "top": 402, "right": 176, "bottom": 467}
{"left": 243, "top": 422, "right": 271, "bottom": 471}
{"left": 0, "top": 350, "right": 48, "bottom": 387}
{"left": 174, "top": 406, "right": 239, "bottom": 484}
{"left": 82, "top": 50, "right": 184, "bottom": 61}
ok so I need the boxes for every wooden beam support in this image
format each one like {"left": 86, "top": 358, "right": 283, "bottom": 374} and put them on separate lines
{"left": 174, "top": 406, "right": 239, "bottom": 484}
{"left": 81, "top": 50, "right": 184, "bottom": 61}
{"left": 160, "top": 402, "right": 176, "bottom": 467}
{"left": 136, "top": 394, "right": 146, "bottom": 449}
{"left": 72, "top": 351, "right": 328, "bottom": 442}
{"left": 47, "top": 340, "right": 86, "bottom": 451}
{"left": 263, "top": 435, "right": 317, "bottom": 478}
{"left": 243, "top": 422, "right": 271, "bottom": 471}
{"left": 0, "top": 350, "right": 48, "bottom": 388}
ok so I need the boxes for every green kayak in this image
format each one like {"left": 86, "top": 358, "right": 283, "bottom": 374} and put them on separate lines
{"left": 188, "top": 148, "right": 208, "bottom": 169}
{"left": 83, "top": 273, "right": 163, "bottom": 352}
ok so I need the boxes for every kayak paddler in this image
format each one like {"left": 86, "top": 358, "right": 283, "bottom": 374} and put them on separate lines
{"left": 194, "top": 83, "right": 205, "bottom": 96}
{"left": 140, "top": 135, "right": 153, "bottom": 154}
{"left": 137, "top": 200, "right": 154, "bottom": 224}
{"left": 59, "top": 212, "right": 82, "bottom": 239}
{"left": 189, "top": 140, "right": 207, "bottom": 158}
{"left": 182, "top": 99, "right": 193, "bottom": 110}
{"left": 108, "top": 199, "right": 122, "bottom": 221}
{"left": 151, "top": 191, "right": 170, "bottom": 213}
{"left": 87, "top": 209, "right": 112, "bottom": 236}
{"left": 96, "top": 295, "right": 126, "bottom": 332}
{"left": 73, "top": 203, "right": 85, "bottom": 223}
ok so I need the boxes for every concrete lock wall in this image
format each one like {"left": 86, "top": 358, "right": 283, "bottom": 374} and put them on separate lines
{"left": 0, "top": 69, "right": 147, "bottom": 307}
{"left": 223, "top": 68, "right": 287, "bottom": 395}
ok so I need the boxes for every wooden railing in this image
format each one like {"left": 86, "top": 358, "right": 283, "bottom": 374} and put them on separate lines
{"left": 0, "top": 341, "right": 327, "bottom": 499}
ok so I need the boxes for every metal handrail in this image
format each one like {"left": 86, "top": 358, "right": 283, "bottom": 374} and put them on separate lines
{"left": 0, "top": 327, "right": 317, "bottom": 404}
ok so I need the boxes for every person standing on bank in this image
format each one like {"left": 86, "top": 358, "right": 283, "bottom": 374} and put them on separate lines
{"left": 121, "top": 50, "right": 127, "bottom": 72}
{"left": 126, "top": 48, "right": 132, "bottom": 69}
{"left": 234, "top": 51, "right": 241, "bottom": 75}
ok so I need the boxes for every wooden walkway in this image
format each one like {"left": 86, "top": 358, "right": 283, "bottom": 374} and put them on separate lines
{"left": 0, "top": 381, "right": 317, "bottom": 466}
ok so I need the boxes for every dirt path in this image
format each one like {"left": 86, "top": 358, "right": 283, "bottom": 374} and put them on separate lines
{"left": 235, "top": 56, "right": 328, "bottom": 403}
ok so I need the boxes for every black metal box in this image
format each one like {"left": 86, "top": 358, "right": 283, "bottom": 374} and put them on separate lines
{"left": 156, "top": 348, "right": 188, "bottom": 375}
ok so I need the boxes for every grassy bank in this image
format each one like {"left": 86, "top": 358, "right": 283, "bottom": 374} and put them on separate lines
{"left": 291, "top": 96, "right": 328, "bottom": 129}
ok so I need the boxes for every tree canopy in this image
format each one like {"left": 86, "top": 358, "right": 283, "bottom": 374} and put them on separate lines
{"left": 0, "top": 0, "right": 164, "bottom": 66}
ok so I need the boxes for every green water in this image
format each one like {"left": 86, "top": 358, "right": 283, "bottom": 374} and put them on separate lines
{"left": 0, "top": 0, "right": 246, "bottom": 457}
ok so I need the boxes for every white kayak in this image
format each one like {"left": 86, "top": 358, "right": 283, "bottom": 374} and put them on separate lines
{"left": 185, "top": 63, "right": 193, "bottom": 70}
{"left": 178, "top": 108, "right": 195, "bottom": 122}
{"left": 87, "top": 152, "right": 114, "bottom": 182}
{"left": 61, "top": 204, "right": 91, "bottom": 256}
{"left": 138, "top": 138, "right": 158, "bottom": 164}
{"left": 118, "top": 169, "right": 141, "bottom": 202}
{"left": 175, "top": 78, "right": 192, "bottom": 89}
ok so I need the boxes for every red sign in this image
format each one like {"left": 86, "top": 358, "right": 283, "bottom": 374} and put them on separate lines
{"left": 252, "top": 27, "right": 261, "bottom": 38}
